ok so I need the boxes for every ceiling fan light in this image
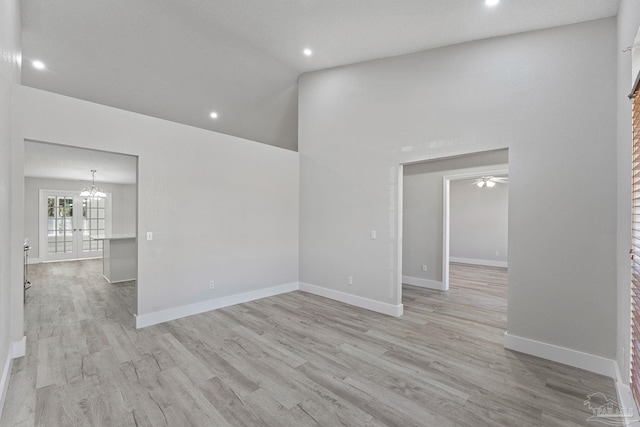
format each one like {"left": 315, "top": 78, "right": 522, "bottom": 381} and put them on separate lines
{"left": 486, "top": 180, "right": 496, "bottom": 188}
{"left": 477, "top": 181, "right": 485, "bottom": 188}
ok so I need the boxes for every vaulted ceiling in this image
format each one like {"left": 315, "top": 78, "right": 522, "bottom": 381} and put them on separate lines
{"left": 21, "top": 0, "right": 620, "bottom": 151}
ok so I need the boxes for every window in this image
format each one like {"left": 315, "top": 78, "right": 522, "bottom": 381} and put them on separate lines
{"left": 631, "top": 81, "right": 640, "bottom": 404}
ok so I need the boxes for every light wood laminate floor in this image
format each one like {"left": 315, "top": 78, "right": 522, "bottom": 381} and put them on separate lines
{"left": 1, "top": 260, "right": 617, "bottom": 426}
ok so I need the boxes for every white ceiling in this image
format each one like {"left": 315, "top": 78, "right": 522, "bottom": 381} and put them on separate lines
{"left": 24, "top": 141, "right": 137, "bottom": 184}
{"left": 21, "top": 0, "right": 620, "bottom": 151}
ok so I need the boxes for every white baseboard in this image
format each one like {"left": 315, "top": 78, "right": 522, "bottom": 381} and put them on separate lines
{"left": 402, "top": 276, "right": 445, "bottom": 291}
{"left": 42, "top": 256, "right": 101, "bottom": 264}
{"left": 299, "top": 282, "right": 403, "bottom": 317}
{"left": 26, "top": 257, "right": 41, "bottom": 265}
{"left": 504, "top": 332, "right": 616, "bottom": 378}
{"left": 614, "top": 362, "right": 640, "bottom": 426}
{"left": 137, "top": 281, "right": 405, "bottom": 328}
{"left": 11, "top": 336, "right": 26, "bottom": 359}
{"left": 0, "top": 336, "right": 27, "bottom": 419}
{"left": 0, "top": 349, "right": 12, "bottom": 421}
{"left": 135, "top": 282, "right": 299, "bottom": 328}
{"left": 103, "top": 275, "right": 136, "bottom": 284}
{"left": 450, "top": 257, "right": 508, "bottom": 268}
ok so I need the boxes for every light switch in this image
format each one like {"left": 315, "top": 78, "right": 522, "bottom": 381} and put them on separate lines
{"left": 147, "top": 232, "right": 153, "bottom": 241}
{"left": 370, "top": 230, "right": 377, "bottom": 240}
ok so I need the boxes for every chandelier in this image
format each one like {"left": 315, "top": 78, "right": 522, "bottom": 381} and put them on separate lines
{"left": 80, "top": 169, "right": 106, "bottom": 199}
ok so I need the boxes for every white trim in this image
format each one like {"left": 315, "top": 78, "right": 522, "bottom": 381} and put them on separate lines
{"left": 402, "top": 276, "right": 446, "bottom": 291}
{"left": 504, "top": 332, "right": 616, "bottom": 378}
{"left": 396, "top": 165, "right": 404, "bottom": 307}
{"left": 135, "top": 282, "right": 299, "bottom": 328}
{"left": 39, "top": 189, "right": 46, "bottom": 261}
{"left": 442, "top": 177, "right": 450, "bottom": 290}
{"left": 0, "top": 337, "right": 27, "bottom": 419}
{"left": 42, "top": 256, "right": 102, "bottom": 264}
{"left": 136, "top": 281, "right": 405, "bottom": 328}
{"left": 102, "top": 275, "right": 136, "bottom": 284}
{"left": 11, "top": 336, "right": 26, "bottom": 359}
{"left": 299, "top": 282, "right": 403, "bottom": 317}
{"left": 450, "top": 257, "right": 508, "bottom": 268}
{"left": 0, "top": 349, "right": 12, "bottom": 420}
{"left": 614, "top": 362, "right": 640, "bottom": 426}
{"left": 26, "top": 257, "right": 41, "bottom": 265}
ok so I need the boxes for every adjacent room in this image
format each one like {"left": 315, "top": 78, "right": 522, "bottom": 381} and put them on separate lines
{"left": 1, "top": 0, "right": 640, "bottom": 425}
{"left": 23, "top": 141, "right": 137, "bottom": 271}
{"left": 401, "top": 149, "right": 508, "bottom": 292}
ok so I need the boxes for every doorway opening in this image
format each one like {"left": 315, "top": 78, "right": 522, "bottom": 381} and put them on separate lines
{"left": 23, "top": 140, "right": 138, "bottom": 311}
{"left": 442, "top": 170, "right": 508, "bottom": 289}
{"left": 398, "top": 149, "right": 509, "bottom": 305}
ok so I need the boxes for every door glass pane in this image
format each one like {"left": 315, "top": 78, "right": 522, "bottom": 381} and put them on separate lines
{"left": 82, "top": 196, "right": 106, "bottom": 252}
{"left": 47, "top": 197, "right": 55, "bottom": 217}
{"left": 47, "top": 195, "right": 74, "bottom": 254}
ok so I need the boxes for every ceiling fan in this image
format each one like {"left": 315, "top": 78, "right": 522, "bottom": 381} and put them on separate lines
{"left": 472, "top": 176, "right": 509, "bottom": 188}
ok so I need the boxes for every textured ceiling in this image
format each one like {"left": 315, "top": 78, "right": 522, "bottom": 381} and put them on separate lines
{"left": 21, "top": 0, "right": 620, "bottom": 151}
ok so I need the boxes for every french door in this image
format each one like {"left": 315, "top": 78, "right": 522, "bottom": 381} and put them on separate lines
{"left": 40, "top": 190, "right": 111, "bottom": 261}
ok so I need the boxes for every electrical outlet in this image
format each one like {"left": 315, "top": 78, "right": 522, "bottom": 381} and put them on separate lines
{"left": 348, "top": 276, "right": 353, "bottom": 285}
{"left": 209, "top": 280, "right": 215, "bottom": 290}
{"left": 370, "top": 230, "right": 377, "bottom": 240}
{"left": 422, "top": 264, "right": 428, "bottom": 272}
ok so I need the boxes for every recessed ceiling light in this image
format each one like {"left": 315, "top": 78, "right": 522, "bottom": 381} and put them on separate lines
{"left": 210, "top": 112, "right": 218, "bottom": 119}
{"left": 485, "top": 0, "right": 499, "bottom": 6}
{"left": 303, "top": 48, "right": 312, "bottom": 57}
{"left": 32, "top": 60, "right": 45, "bottom": 70}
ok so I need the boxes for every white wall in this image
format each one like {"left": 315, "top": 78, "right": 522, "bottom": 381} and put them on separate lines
{"left": 112, "top": 183, "right": 137, "bottom": 235}
{"left": 23, "top": 177, "right": 137, "bottom": 261}
{"left": 450, "top": 178, "right": 508, "bottom": 266}
{"left": 633, "top": 21, "right": 640, "bottom": 90}
{"left": 402, "top": 150, "right": 508, "bottom": 285}
{"left": 14, "top": 86, "right": 299, "bottom": 326}
{"left": 299, "top": 18, "right": 617, "bottom": 360}
{"left": 616, "top": 0, "right": 640, "bottom": 384}
{"left": 0, "top": 0, "right": 20, "bottom": 418}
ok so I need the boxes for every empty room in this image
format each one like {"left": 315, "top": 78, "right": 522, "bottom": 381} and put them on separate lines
{"left": 2, "top": 1, "right": 640, "bottom": 426}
